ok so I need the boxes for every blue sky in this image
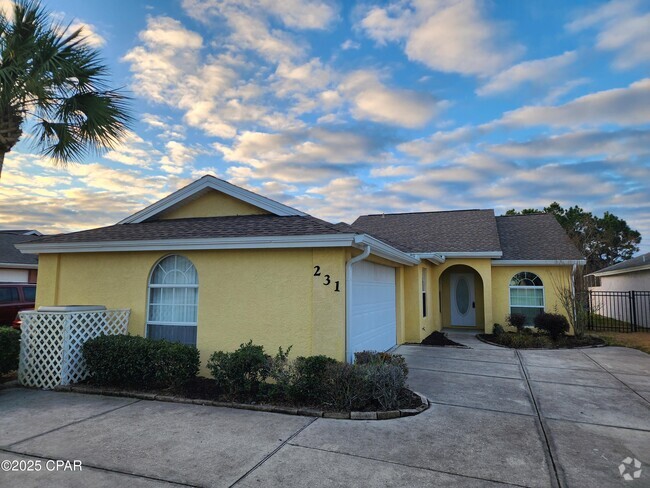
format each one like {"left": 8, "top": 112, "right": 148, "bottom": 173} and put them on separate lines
{"left": 1, "top": 0, "right": 649, "bottom": 253}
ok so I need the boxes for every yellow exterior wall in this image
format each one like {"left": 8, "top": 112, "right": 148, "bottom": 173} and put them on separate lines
{"left": 35, "top": 248, "right": 347, "bottom": 371}
{"left": 491, "top": 265, "right": 574, "bottom": 334}
{"left": 158, "top": 190, "right": 270, "bottom": 219}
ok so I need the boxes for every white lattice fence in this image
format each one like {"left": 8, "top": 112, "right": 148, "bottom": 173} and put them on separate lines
{"left": 18, "top": 309, "right": 130, "bottom": 389}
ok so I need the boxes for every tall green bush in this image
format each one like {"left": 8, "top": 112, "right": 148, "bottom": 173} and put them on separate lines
{"left": 291, "top": 355, "right": 337, "bottom": 404}
{"left": 82, "top": 334, "right": 199, "bottom": 389}
{"left": 0, "top": 327, "right": 20, "bottom": 374}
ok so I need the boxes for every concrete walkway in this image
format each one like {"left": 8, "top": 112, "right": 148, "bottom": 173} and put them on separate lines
{"left": 1, "top": 333, "right": 649, "bottom": 487}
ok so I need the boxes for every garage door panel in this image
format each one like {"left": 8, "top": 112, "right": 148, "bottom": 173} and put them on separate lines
{"left": 349, "top": 261, "right": 396, "bottom": 360}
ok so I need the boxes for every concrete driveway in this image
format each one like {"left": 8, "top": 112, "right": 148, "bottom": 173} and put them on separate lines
{"left": 1, "top": 332, "right": 649, "bottom": 487}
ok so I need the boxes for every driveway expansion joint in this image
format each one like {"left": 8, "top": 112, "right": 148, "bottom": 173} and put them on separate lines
{"left": 0, "top": 447, "right": 199, "bottom": 487}
{"left": 579, "top": 350, "right": 650, "bottom": 406}
{"left": 515, "top": 350, "right": 563, "bottom": 488}
{"left": 229, "top": 416, "right": 318, "bottom": 487}
{"left": 284, "top": 442, "right": 530, "bottom": 488}
{"left": 6, "top": 397, "right": 142, "bottom": 448}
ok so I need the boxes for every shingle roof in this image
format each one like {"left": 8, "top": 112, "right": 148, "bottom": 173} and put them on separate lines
{"left": 495, "top": 214, "right": 583, "bottom": 261}
{"left": 27, "top": 215, "right": 347, "bottom": 244}
{"left": 353, "top": 209, "right": 502, "bottom": 253}
{"left": 0, "top": 234, "right": 39, "bottom": 265}
{"left": 591, "top": 252, "right": 650, "bottom": 275}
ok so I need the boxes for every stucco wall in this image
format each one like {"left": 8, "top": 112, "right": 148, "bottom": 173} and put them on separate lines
{"left": 491, "top": 265, "right": 573, "bottom": 333}
{"left": 36, "top": 248, "right": 347, "bottom": 369}
{"left": 158, "top": 191, "right": 270, "bottom": 219}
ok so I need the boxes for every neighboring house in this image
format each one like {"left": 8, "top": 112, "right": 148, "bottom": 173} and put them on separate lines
{"left": 587, "top": 253, "right": 650, "bottom": 328}
{"left": 17, "top": 176, "right": 584, "bottom": 363}
{"left": 588, "top": 253, "right": 650, "bottom": 292}
{"left": 0, "top": 230, "right": 41, "bottom": 283}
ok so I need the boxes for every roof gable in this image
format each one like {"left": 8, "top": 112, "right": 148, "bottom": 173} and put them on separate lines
{"left": 119, "top": 175, "right": 305, "bottom": 224}
{"left": 495, "top": 214, "right": 584, "bottom": 261}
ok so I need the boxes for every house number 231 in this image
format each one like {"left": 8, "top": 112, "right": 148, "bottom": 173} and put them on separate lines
{"left": 313, "top": 266, "right": 340, "bottom": 292}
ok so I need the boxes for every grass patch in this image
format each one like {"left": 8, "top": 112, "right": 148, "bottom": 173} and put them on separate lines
{"left": 589, "top": 332, "right": 650, "bottom": 354}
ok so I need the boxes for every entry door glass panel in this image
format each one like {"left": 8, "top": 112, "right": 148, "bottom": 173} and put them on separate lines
{"left": 450, "top": 273, "right": 475, "bottom": 326}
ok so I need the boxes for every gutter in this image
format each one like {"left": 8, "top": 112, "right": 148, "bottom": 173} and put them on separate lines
{"left": 411, "top": 252, "right": 445, "bottom": 265}
{"left": 345, "top": 238, "right": 371, "bottom": 363}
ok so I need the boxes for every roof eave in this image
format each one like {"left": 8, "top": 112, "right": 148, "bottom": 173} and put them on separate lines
{"left": 588, "top": 263, "right": 650, "bottom": 277}
{"left": 493, "top": 259, "right": 586, "bottom": 266}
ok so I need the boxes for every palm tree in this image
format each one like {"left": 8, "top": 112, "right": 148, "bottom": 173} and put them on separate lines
{"left": 0, "top": 0, "right": 131, "bottom": 178}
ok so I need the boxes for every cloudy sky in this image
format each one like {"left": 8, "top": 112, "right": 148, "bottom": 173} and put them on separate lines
{"left": 1, "top": 0, "right": 649, "bottom": 253}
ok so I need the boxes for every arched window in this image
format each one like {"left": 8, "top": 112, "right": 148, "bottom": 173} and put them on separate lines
{"left": 509, "top": 272, "right": 544, "bottom": 325}
{"left": 147, "top": 255, "right": 198, "bottom": 346}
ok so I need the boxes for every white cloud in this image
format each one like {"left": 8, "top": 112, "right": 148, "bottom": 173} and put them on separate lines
{"left": 340, "top": 70, "right": 442, "bottom": 128}
{"left": 477, "top": 51, "right": 577, "bottom": 96}
{"left": 68, "top": 21, "right": 106, "bottom": 47}
{"left": 398, "top": 126, "right": 481, "bottom": 163}
{"left": 103, "top": 131, "right": 160, "bottom": 167}
{"left": 341, "top": 39, "right": 360, "bottom": 50}
{"left": 159, "top": 141, "right": 201, "bottom": 175}
{"left": 499, "top": 78, "right": 650, "bottom": 128}
{"left": 567, "top": 0, "right": 650, "bottom": 69}
{"left": 360, "top": 0, "right": 523, "bottom": 76}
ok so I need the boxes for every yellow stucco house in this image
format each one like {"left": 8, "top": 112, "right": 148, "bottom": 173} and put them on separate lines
{"left": 18, "top": 176, "right": 585, "bottom": 364}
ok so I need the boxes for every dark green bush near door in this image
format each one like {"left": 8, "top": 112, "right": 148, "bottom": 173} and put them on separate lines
{"left": 534, "top": 313, "right": 570, "bottom": 340}
{"left": 0, "top": 327, "right": 20, "bottom": 374}
{"left": 82, "top": 334, "right": 199, "bottom": 389}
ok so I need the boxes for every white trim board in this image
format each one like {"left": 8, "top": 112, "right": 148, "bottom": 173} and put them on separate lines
{"left": 492, "top": 259, "right": 586, "bottom": 266}
{"left": 589, "top": 263, "right": 650, "bottom": 277}
{"left": 0, "top": 263, "right": 38, "bottom": 269}
{"left": 119, "top": 175, "right": 306, "bottom": 223}
{"left": 16, "top": 233, "right": 420, "bottom": 266}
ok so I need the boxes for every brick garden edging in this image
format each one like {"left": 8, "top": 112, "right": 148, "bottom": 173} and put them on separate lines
{"left": 54, "top": 384, "right": 430, "bottom": 420}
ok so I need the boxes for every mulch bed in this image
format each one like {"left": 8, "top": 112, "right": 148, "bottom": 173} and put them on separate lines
{"left": 421, "top": 331, "right": 466, "bottom": 347}
{"left": 477, "top": 333, "right": 606, "bottom": 349}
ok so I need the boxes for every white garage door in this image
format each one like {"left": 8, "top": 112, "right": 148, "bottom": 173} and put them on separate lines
{"left": 348, "top": 260, "right": 397, "bottom": 361}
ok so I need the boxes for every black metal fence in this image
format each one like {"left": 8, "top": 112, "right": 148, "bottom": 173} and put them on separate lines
{"left": 586, "top": 290, "right": 650, "bottom": 332}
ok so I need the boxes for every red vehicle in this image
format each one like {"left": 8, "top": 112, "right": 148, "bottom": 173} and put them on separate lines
{"left": 0, "top": 283, "right": 36, "bottom": 328}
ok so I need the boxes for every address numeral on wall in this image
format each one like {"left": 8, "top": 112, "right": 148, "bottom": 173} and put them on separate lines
{"left": 313, "top": 265, "right": 321, "bottom": 276}
{"left": 334, "top": 281, "right": 340, "bottom": 292}
{"left": 324, "top": 275, "right": 331, "bottom": 286}
{"left": 314, "top": 265, "right": 339, "bottom": 292}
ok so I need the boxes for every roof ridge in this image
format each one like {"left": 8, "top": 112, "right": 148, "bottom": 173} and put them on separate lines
{"left": 358, "top": 208, "right": 493, "bottom": 217}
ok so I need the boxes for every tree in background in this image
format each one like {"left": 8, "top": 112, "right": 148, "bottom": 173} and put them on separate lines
{"left": 0, "top": 1, "right": 131, "bottom": 178}
{"left": 505, "top": 203, "right": 641, "bottom": 274}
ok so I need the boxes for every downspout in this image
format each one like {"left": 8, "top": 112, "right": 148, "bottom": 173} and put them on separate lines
{"left": 345, "top": 240, "right": 371, "bottom": 363}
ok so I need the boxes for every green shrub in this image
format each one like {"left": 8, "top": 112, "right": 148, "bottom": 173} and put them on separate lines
{"left": 534, "top": 313, "right": 570, "bottom": 341}
{"left": 82, "top": 334, "right": 199, "bottom": 389}
{"left": 492, "top": 324, "right": 505, "bottom": 336}
{"left": 364, "top": 362, "right": 406, "bottom": 410}
{"left": 506, "top": 313, "right": 527, "bottom": 332}
{"left": 323, "top": 362, "right": 369, "bottom": 411}
{"left": 0, "top": 327, "right": 20, "bottom": 374}
{"left": 291, "top": 355, "right": 337, "bottom": 404}
{"left": 207, "top": 340, "right": 271, "bottom": 398}
{"left": 490, "top": 332, "right": 552, "bottom": 349}
{"left": 266, "top": 346, "right": 295, "bottom": 399}
{"left": 354, "top": 350, "right": 409, "bottom": 377}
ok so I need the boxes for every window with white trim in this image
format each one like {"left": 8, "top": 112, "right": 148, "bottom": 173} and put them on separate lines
{"left": 509, "top": 272, "right": 544, "bottom": 325}
{"left": 147, "top": 255, "right": 198, "bottom": 346}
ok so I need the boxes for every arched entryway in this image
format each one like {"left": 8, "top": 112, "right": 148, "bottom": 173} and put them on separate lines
{"left": 439, "top": 264, "right": 485, "bottom": 328}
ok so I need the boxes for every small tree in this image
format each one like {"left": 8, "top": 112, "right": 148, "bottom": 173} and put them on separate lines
{"left": 506, "top": 313, "right": 526, "bottom": 333}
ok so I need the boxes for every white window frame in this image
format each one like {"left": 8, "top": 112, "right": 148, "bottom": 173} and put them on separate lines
{"left": 146, "top": 255, "right": 199, "bottom": 344}
{"left": 508, "top": 272, "right": 545, "bottom": 323}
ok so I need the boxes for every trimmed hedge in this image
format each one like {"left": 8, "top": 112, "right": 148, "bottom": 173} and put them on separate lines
{"left": 82, "top": 334, "right": 200, "bottom": 389}
{"left": 0, "top": 327, "right": 20, "bottom": 374}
